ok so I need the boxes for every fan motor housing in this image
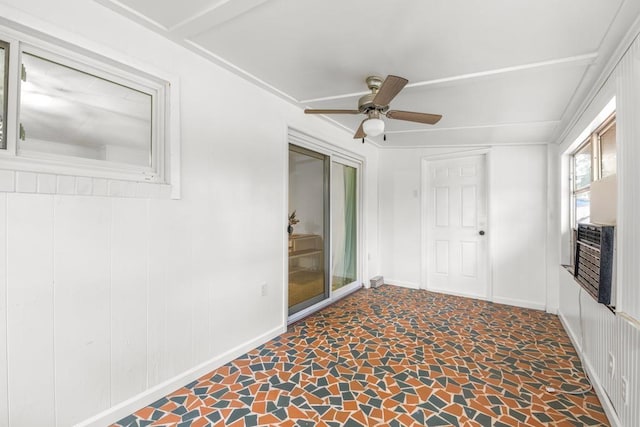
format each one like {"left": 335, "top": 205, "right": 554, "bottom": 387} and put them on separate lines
{"left": 358, "top": 93, "right": 389, "bottom": 113}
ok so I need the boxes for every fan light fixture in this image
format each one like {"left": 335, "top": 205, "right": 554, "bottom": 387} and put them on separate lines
{"left": 363, "top": 117, "right": 384, "bottom": 137}
{"left": 304, "top": 75, "right": 442, "bottom": 140}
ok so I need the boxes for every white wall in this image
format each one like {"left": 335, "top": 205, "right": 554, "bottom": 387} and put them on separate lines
{"left": 0, "top": 1, "right": 380, "bottom": 426}
{"left": 490, "top": 145, "right": 547, "bottom": 309}
{"left": 379, "top": 144, "right": 548, "bottom": 309}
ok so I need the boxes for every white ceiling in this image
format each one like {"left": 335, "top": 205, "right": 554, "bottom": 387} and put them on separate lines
{"left": 96, "top": 0, "right": 640, "bottom": 147}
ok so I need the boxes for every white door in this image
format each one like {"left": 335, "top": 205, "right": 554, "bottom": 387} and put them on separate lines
{"left": 424, "top": 154, "right": 488, "bottom": 299}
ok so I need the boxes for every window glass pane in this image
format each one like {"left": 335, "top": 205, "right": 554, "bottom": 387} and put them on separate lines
{"left": 0, "top": 43, "right": 7, "bottom": 149}
{"left": 331, "top": 163, "right": 357, "bottom": 291}
{"left": 576, "top": 191, "right": 590, "bottom": 225}
{"left": 19, "top": 52, "right": 152, "bottom": 167}
{"left": 288, "top": 146, "right": 328, "bottom": 314}
{"left": 574, "top": 143, "right": 592, "bottom": 190}
{"left": 600, "top": 123, "right": 616, "bottom": 178}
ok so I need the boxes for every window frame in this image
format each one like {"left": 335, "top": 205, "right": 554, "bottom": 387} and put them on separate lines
{"left": 0, "top": 24, "right": 175, "bottom": 187}
{"left": 571, "top": 137, "right": 592, "bottom": 228}
{"left": 569, "top": 112, "right": 616, "bottom": 264}
{"left": 0, "top": 39, "right": 9, "bottom": 150}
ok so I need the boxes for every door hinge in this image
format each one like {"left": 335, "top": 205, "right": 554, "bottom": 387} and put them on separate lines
{"left": 20, "top": 64, "right": 27, "bottom": 82}
{"left": 19, "top": 123, "right": 25, "bottom": 141}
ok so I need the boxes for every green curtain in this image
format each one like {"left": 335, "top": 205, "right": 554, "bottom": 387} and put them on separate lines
{"left": 343, "top": 166, "right": 357, "bottom": 282}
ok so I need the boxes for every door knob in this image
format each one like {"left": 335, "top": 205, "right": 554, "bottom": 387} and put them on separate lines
{"left": 479, "top": 230, "right": 485, "bottom": 236}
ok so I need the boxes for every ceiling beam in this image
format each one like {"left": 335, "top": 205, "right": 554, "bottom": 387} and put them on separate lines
{"left": 300, "top": 53, "right": 599, "bottom": 104}
{"left": 94, "top": 0, "right": 169, "bottom": 31}
{"left": 95, "top": 0, "right": 270, "bottom": 37}
{"left": 384, "top": 120, "right": 560, "bottom": 134}
{"left": 170, "top": 0, "right": 270, "bottom": 39}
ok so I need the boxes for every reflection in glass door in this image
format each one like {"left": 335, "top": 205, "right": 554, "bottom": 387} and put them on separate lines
{"left": 331, "top": 162, "right": 357, "bottom": 291}
{"left": 288, "top": 145, "right": 329, "bottom": 315}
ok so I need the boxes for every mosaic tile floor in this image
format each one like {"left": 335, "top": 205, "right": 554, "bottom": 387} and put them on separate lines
{"left": 115, "top": 285, "right": 609, "bottom": 426}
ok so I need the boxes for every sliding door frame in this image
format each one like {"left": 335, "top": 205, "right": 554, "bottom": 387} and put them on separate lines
{"left": 286, "top": 129, "right": 365, "bottom": 324}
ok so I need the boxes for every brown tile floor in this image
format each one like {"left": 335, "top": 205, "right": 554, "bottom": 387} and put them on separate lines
{"left": 114, "top": 285, "right": 609, "bottom": 426}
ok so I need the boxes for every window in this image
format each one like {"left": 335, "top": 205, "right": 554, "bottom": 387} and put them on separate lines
{"left": 573, "top": 142, "right": 592, "bottom": 224}
{"left": 0, "top": 25, "right": 176, "bottom": 187}
{"left": 19, "top": 52, "right": 153, "bottom": 169}
{"left": 570, "top": 113, "right": 616, "bottom": 261}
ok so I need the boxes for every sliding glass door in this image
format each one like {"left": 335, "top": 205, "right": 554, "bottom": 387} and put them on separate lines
{"left": 288, "top": 141, "right": 361, "bottom": 319}
{"left": 288, "top": 145, "right": 329, "bottom": 315}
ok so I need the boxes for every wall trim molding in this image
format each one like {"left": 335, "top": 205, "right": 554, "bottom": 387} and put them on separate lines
{"left": 420, "top": 148, "right": 491, "bottom": 162}
{"left": 425, "top": 286, "right": 490, "bottom": 302}
{"left": 491, "top": 296, "right": 546, "bottom": 311}
{"left": 385, "top": 279, "right": 420, "bottom": 290}
{"left": 75, "top": 324, "right": 286, "bottom": 427}
{"left": 558, "top": 312, "right": 622, "bottom": 427}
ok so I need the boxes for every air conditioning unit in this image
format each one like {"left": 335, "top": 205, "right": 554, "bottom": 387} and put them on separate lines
{"left": 574, "top": 223, "right": 614, "bottom": 305}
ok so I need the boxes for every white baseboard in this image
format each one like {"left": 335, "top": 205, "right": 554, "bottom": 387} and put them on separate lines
{"left": 75, "top": 324, "right": 286, "bottom": 427}
{"left": 546, "top": 304, "right": 559, "bottom": 315}
{"left": 384, "top": 279, "right": 420, "bottom": 289}
{"left": 558, "top": 311, "right": 621, "bottom": 427}
{"left": 491, "top": 296, "right": 546, "bottom": 311}
{"left": 425, "top": 286, "right": 489, "bottom": 301}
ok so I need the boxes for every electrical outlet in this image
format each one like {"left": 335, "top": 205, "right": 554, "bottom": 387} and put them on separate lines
{"left": 621, "top": 376, "right": 628, "bottom": 405}
{"left": 261, "top": 282, "right": 268, "bottom": 297}
{"left": 608, "top": 352, "right": 615, "bottom": 378}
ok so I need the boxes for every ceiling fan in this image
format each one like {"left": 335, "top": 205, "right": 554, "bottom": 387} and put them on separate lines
{"left": 304, "top": 75, "right": 442, "bottom": 140}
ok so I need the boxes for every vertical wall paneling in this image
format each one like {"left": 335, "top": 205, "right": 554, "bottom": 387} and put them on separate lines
{"left": 110, "top": 198, "right": 149, "bottom": 405}
{"left": 189, "top": 201, "right": 216, "bottom": 365}
{"left": 147, "top": 200, "right": 194, "bottom": 385}
{"left": 146, "top": 200, "right": 168, "bottom": 387}
{"left": 580, "top": 291, "right": 616, "bottom": 401}
{"left": 0, "top": 194, "right": 8, "bottom": 427}
{"left": 6, "top": 194, "right": 55, "bottom": 426}
{"left": 54, "top": 196, "right": 111, "bottom": 426}
{"left": 616, "top": 36, "right": 640, "bottom": 320}
{"left": 617, "top": 314, "right": 640, "bottom": 427}
{"left": 161, "top": 203, "right": 193, "bottom": 379}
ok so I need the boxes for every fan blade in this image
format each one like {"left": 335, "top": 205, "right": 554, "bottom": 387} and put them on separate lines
{"left": 353, "top": 120, "right": 366, "bottom": 139}
{"left": 386, "top": 110, "right": 442, "bottom": 125}
{"left": 304, "top": 109, "right": 360, "bottom": 114}
{"left": 372, "top": 75, "right": 408, "bottom": 106}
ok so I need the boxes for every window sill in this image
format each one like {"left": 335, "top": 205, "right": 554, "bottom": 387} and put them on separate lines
{"left": 561, "top": 264, "right": 574, "bottom": 274}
